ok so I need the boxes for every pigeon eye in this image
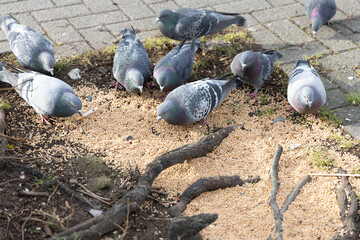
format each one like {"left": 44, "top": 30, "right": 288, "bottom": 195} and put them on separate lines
{"left": 73, "top": 104, "right": 77, "bottom": 108}
{"left": 162, "top": 111, "right": 166, "bottom": 114}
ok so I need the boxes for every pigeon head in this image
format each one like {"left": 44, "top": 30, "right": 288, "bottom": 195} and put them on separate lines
{"left": 125, "top": 68, "right": 144, "bottom": 93}
{"left": 120, "top": 26, "right": 136, "bottom": 41}
{"left": 240, "top": 50, "right": 256, "bottom": 70}
{"left": 37, "top": 51, "right": 55, "bottom": 75}
{"left": 154, "top": 66, "right": 179, "bottom": 92}
{"left": 295, "top": 86, "right": 319, "bottom": 114}
{"left": 157, "top": 100, "right": 181, "bottom": 124}
{"left": 310, "top": 8, "right": 325, "bottom": 34}
{"left": 55, "top": 91, "right": 83, "bottom": 117}
{"left": 156, "top": 9, "right": 177, "bottom": 33}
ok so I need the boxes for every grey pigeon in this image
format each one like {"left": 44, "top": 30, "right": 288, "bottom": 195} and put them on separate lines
{"left": 113, "top": 26, "right": 152, "bottom": 93}
{"left": 156, "top": 8, "right": 246, "bottom": 45}
{"left": 0, "top": 62, "right": 82, "bottom": 123}
{"left": 305, "top": 0, "right": 336, "bottom": 35}
{"left": 157, "top": 75, "right": 238, "bottom": 125}
{"left": 153, "top": 38, "right": 200, "bottom": 92}
{"left": 230, "top": 50, "right": 282, "bottom": 98}
{"left": 0, "top": 15, "right": 55, "bottom": 75}
{"left": 287, "top": 60, "right": 326, "bottom": 114}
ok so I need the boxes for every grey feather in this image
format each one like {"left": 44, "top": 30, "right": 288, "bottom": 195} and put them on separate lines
{"left": 113, "top": 26, "right": 152, "bottom": 93}
{"left": 156, "top": 8, "right": 246, "bottom": 41}
{"left": 0, "top": 62, "right": 82, "bottom": 118}
{"left": 230, "top": 50, "right": 282, "bottom": 97}
{"left": 287, "top": 60, "right": 326, "bottom": 114}
{"left": 0, "top": 15, "right": 55, "bottom": 75}
{"left": 153, "top": 38, "right": 200, "bottom": 92}
{"left": 157, "top": 76, "right": 237, "bottom": 125}
{"left": 305, "top": 0, "right": 336, "bottom": 34}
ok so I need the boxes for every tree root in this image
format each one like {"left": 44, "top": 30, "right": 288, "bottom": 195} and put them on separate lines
{"left": 268, "top": 144, "right": 312, "bottom": 240}
{"left": 169, "top": 175, "right": 260, "bottom": 217}
{"left": 52, "top": 124, "right": 242, "bottom": 240}
{"left": 332, "top": 168, "right": 360, "bottom": 240}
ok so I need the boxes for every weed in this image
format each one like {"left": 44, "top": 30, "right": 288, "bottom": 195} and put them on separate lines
{"left": 318, "top": 107, "right": 342, "bottom": 126}
{"left": 310, "top": 148, "right": 334, "bottom": 169}
{"left": 143, "top": 37, "right": 173, "bottom": 51}
{"left": 330, "top": 133, "right": 360, "bottom": 149}
{"left": 225, "top": 118, "right": 236, "bottom": 125}
{"left": 0, "top": 100, "right": 11, "bottom": 110}
{"left": 258, "top": 95, "right": 268, "bottom": 105}
{"left": 33, "top": 174, "right": 53, "bottom": 187}
{"left": 303, "top": 53, "right": 323, "bottom": 67}
{"left": 54, "top": 58, "right": 72, "bottom": 73}
{"left": 345, "top": 92, "right": 360, "bottom": 106}
{"left": 255, "top": 107, "right": 276, "bottom": 117}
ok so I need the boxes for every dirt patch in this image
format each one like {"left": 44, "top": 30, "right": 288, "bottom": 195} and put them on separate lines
{"left": 1, "top": 28, "right": 360, "bottom": 239}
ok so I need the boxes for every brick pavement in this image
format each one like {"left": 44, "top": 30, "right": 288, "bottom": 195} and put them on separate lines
{"left": 0, "top": 0, "right": 359, "bottom": 139}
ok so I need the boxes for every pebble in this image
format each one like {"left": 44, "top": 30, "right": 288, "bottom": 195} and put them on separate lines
{"left": 348, "top": 76, "right": 354, "bottom": 80}
{"left": 98, "top": 66, "right": 108, "bottom": 74}
{"left": 68, "top": 68, "right": 81, "bottom": 80}
{"left": 289, "top": 143, "right": 301, "bottom": 150}
{"left": 20, "top": 174, "right": 25, "bottom": 180}
{"left": 89, "top": 209, "right": 103, "bottom": 217}
{"left": 272, "top": 116, "right": 285, "bottom": 124}
{"left": 79, "top": 127, "right": 85, "bottom": 134}
{"left": 125, "top": 135, "right": 134, "bottom": 141}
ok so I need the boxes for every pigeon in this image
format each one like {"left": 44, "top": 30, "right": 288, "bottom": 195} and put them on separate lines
{"left": 230, "top": 50, "right": 282, "bottom": 98}
{"left": 153, "top": 38, "right": 200, "bottom": 92}
{"left": 0, "top": 62, "right": 82, "bottom": 123}
{"left": 156, "top": 8, "right": 246, "bottom": 46}
{"left": 305, "top": 0, "right": 336, "bottom": 35}
{"left": 0, "top": 15, "right": 55, "bottom": 75}
{"left": 113, "top": 26, "right": 152, "bottom": 93}
{"left": 287, "top": 59, "right": 326, "bottom": 114}
{"left": 157, "top": 75, "right": 238, "bottom": 125}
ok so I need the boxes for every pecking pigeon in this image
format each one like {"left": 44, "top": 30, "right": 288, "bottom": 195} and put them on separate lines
{"left": 230, "top": 50, "right": 282, "bottom": 98}
{"left": 156, "top": 8, "right": 246, "bottom": 45}
{"left": 287, "top": 59, "right": 326, "bottom": 114}
{"left": 113, "top": 26, "right": 152, "bottom": 93}
{"left": 305, "top": 0, "right": 336, "bottom": 35}
{"left": 0, "top": 15, "right": 55, "bottom": 75}
{"left": 157, "top": 75, "right": 238, "bottom": 125}
{"left": 0, "top": 62, "right": 82, "bottom": 123}
{"left": 153, "top": 38, "right": 200, "bottom": 92}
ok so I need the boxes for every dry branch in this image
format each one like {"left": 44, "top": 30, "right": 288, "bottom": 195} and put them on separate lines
{"left": 0, "top": 109, "right": 8, "bottom": 156}
{"left": 169, "top": 175, "right": 260, "bottom": 217}
{"left": 52, "top": 124, "right": 242, "bottom": 240}
{"left": 332, "top": 169, "right": 360, "bottom": 240}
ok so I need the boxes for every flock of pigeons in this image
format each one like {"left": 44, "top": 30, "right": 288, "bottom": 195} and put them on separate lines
{"left": 0, "top": 0, "right": 334, "bottom": 126}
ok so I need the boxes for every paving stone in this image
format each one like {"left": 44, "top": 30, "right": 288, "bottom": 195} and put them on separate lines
{"left": 0, "top": 0, "right": 54, "bottom": 14}
{"left": 176, "top": 0, "right": 234, "bottom": 9}
{"left": 41, "top": 19, "right": 84, "bottom": 43}
{"left": 53, "top": 0, "right": 82, "bottom": 7}
{"left": 350, "top": 33, "right": 360, "bottom": 45}
{"left": 242, "top": 14, "right": 259, "bottom": 27}
{"left": 0, "top": 0, "right": 16, "bottom": 3}
{"left": 69, "top": 11, "right": 128, "bottom": 29}
{"left": 336, "top": 0, "right": 360, "bottom": 17}
{"left": 327, "top": 69, "right": 360, "bottom": 94}
{"left": 149, "top": 1, "right": 179, "bottom": 13}
{"left": 13, "top": 13, "right": 46, "bottom": 35}
{"left": 266, "top": 0, "right": 295, "bottom": 7}
{"left": 266, "top": 19, "right": 313, "bottom": 45}
{"left": 332, "top": 22, "right": 355, "bottom": 36}
{"left": 279, "top": 62, "right": 295, "bottom": 77}
{"left": 333, "top": 105, "right": 360, "bottom": 126}
{"left": 0, "top": 32, "right": 6, "bottom": 42}
{"left": 79, "top": 27, "right": 116, "bottom": 50}
{"left": 252, "top": 3, "right": 303, "bottom": 23}
{"left": 319, "top": 49, "right": 360, "bottom": 70}
{"left": 113, "top": 0, "right": 154, "bottom": 20}
{"left": 143, "top": 0, "right": 167, "bottom": 3}
{"left": 344, "top": 122, "right": 360, "bottom": 140}
{"left": 83, "top": 0, "right": 118, "bottom": 13}
{"left": 314, "top": 27, "right": 357, "bottom": 52}
{"left": 54, "top": 42, "right": 92, "bottom": 58}
{"left": 325, "top": 88, "right": 349, "bottom": 110}
{"left": 346, "top": 19, "right": 360, "bottom": 32}
{"left": 137, "top": 30, "right": 162, "bottom": 41}
{"left": 0, "top": 41, "right": 10, "bottom": 54}
{"left": 106, "top": 17, "right": 158, "bottom": 37}
{"left": 247, "top": 25, "right": 286, "bottom": 49}
{"left": 213, "top": 0, "right": 271, "bottom": 14}
{"left": 33, "top": 4, "right": 90, "bottom": 22}
{"left": 277, "top": 42, "right": 329, "bottom": 64}
{"left": 321, "top": 77, "right": 338, "bottom": 90}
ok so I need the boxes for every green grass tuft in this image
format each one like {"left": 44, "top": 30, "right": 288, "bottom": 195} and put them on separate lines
{"left": 317, "top": 107, "right": 342, "bottom": 126}
{"left": 310, "top": 148, "right": 334, "bottom": 169}
{"left": 330, "top": 133, "right": 360, "bottom": 149}
{"left": 345, "top": 92, "right": 360, "bottom": 106}
{"left": 0, "top": 100, "right": 11, "bottom": 110}
{"left": 255, "top": 107, "right": 276, "bottom": 117}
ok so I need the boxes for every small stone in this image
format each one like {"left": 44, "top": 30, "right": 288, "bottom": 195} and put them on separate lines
{"left": 0, "top": 188, "right": 3, "bottom": 192}
{"left": 95, "top": 25, "right": 107, "bottom": 32}
{"left": 289, "top": 143, "right": 301, "bottom": 150}
{"left": 79, "top": 127, "right": 85, "bottom": 134}
{"left": 41, "top": 202, "right": 46, "bottom": 206}
{"left": 273, "top": 116, "right": 285, "bottom": 124}
{"left": 98, "top": 66, "right": 108, "bottom": 74}
{"left": 36, "top": 227, "right": 41, "bottom": 231}
{"left": 348, "top": 76, "right": 354, "bottom": 80}
{"left": 20, "top": 175, "right": 25, "bottom": 180}
{"left": 54, "top": 152, "right": 63, "bottom": 158}
{"left": 125, "top": 135, "right": 133, "bottom": 141}
{"left": 68, "top": 68, "right": 81, "bottom": 80}
{"left": 69, "top": 178, "right": 78, "bottom": 184}
{"left": 291, "top": 126, "right": 296, "bottom": 131}
{"left": 89, "top": 209, "right": 103, "bottom": 217}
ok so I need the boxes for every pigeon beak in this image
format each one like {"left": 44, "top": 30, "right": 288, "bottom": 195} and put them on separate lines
{"left": 138, "top": 85, "right": 143, "bottom": 93}
{"left": 160, "top": 85, "right": 164, "bottom": 92}
{"left": 78, "top": 110, "right": 83, "bottom": 116}
{"left": 156, "top": 18, "right": 160, "bottom": 24}
{"left": 242, "top": 63, "right": 247, "bottom": 69}
{"left": 157, "top": 116, "right": 162, "bottom": 122}
{"left": 312, "top": 31, "right": 317, "bottom": 35}
{"left": 49, "top": 68, "right": 54, "bottom": 76}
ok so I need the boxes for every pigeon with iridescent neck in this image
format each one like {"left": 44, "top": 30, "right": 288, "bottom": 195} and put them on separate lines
{"left": 230, "top": 50, "right": 282, "bottom": 98}
{"left": 287, "top": 59, "right": 326, "bottom": 114}
{"left": 0, "top": 15, "right": 55, "bottom": 75}
{"left": 157, "top": 75, "right": 238, "bottom": 126}
{"left": 156, "top": 8, "right": 246, "bottom": 46}
{"left": 153, "top": 38, "right": 200, "bottom": 92}
{"left": 113, "top": 26, "right": 152, "bottom": 93}
{"left": 305, "top": 0, "right": 336, "bottom": 35}
{"left": 0, "top": 62, "right": 82, "bottom": 123}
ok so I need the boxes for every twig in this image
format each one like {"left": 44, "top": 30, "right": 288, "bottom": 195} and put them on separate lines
{"left": 309, "top": 173, "right": 360, "bottom": 177}
{"left": 76, "top": 182, "right": 111, "bottom": 201}
{"left": 47, "top": 183, "right": 59, "bottom": 204}
{"left": 170, "top": 175, "right": 260, "bottom": 217}
{"left": 0, "top": 178, "right": 20, "bottom": 187}
{"left": 269, "top": 144, "right": 283, "bottom": 240}
{"left": 77, "top": 189, "right": 111, "bottom": 206}
{"left": 0, "top": 133, "right": 30, "bottom": 142}
{"left": 20, "top": 191, "right": 49, "bottom": 197}
{"left": 21, "top": 212, "right": 33, "bottom": 240}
